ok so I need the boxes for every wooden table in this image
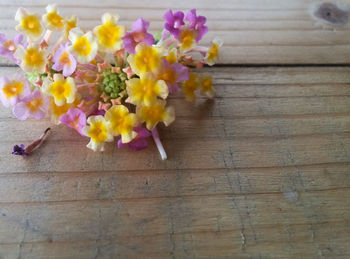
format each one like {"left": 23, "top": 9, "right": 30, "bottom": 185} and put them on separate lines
{"left": 0, "top": 0, "right": 349, "bottom": 258}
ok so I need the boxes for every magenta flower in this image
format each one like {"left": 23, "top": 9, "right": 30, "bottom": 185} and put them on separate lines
{"left": 185, "top": 9, "right": 208, "bottom": 42}
{"left": 158, "top": 60, "right": 189, "bottom": 94}
{"left": 122, "top": 18, "right": 154, "bottom": 54}
{"left": 118, "top": 125, "right": 151, "bottom": 151}
{"left": 12, "top": 90, "right": 48, "bottom": 120}
{"left": 59, "top": 108, "right": 86, "bottom": 135}
{"left": 163, "top": 9, "right": 185, "bottom": 38}
{"left": 52, "top": 43, "right": 77, "bottom": 76}
{"left": 0, "top": 33, "right": 26, "bottom": 64}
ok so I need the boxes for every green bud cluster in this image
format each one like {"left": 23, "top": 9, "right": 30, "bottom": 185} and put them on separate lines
{"left": 98, "top": 69, "right": 128, "bottom": 99}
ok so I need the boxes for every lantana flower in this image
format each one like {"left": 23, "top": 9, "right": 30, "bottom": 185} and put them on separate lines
{"left": 117, "top": 124, "right": 151, "bottom": 151}
{"left": 0, "top": 74, "right": 30, "bottom": 107}
{"left": 156, "top": 60, "right": 189, "bottom": 94}
{"left": 0, "top": 33, "right": 25, "bottom": 63}
{"left": 60, "top": 108, "right": 86, "bottom": 135}
{"left": 15, "top": 44, "right": 47, "bottom": 73}
{"left": 42, "top": 74, "right": 76, "bottom": 106}
{"left": 52, "top": 43, "right": 77, "bottom": 76}
{"left": 15, "top": 8, "right": 44, "bottom": 41}
{"left": 185, "top": 9, "right": 208, "bottom": 42}
{"left": 105, "top": 105, "right": 138, "bottom": 143}
{"left": 48, "top": 95, "right": 80, "bottom": 124}
{"left": 127, "top": 73, "right": 168, "bottom": 106}
{"left": 178, "top": 26, "right": 197, "bottom": 51}
{"left": 127, "top": 42, "right": 164, "bottom": 75}
{"left": 163, "top": 9, "right": 185, "bottom": 38}
{"left": 122, "top": 18, "right": 154, "bottom": 54}
{"left": 93, "top": 13, "right": 125, "bottom": 53}
{"left": 13, "top": 90, "right": 48, "bottom": 120}
{"left": 182, "top": 72, "right": 199, "bottom": 101}
{"left": 137, "top": 100, "right": 175, "bottom": 130}
{"left": 68, "top": 28, "right": 98, "bottom": 64}
{"left": 82, "top": 115, "right": 113, "bottom": 151}
{"left": 42, "top": 4, "right": 64, "bottom": 31}
{"left": 205, "top": 38, "right": 223, "bottom": 66}
{"left": 200, "top": 75, "right": 215, "bottom": 98}
{"left": 63, "top": 15, "right": 78, "bottom": 39}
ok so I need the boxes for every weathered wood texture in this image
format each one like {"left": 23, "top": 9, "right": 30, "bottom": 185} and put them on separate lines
{"left": 0, "top": 66, "right": 350, "bottom": 258}
{"left": 0, "top": 0, "right": 350, "bottom": 65}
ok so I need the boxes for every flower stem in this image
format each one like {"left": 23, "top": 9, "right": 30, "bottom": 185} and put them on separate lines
{"left": 25, "top": 127, "right": 51, "bottom": 154}
{"left": 151, "top": 127, "right": 167, "bottom": 160}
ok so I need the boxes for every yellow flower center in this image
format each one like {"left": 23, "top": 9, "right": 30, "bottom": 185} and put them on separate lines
{"left": 89, "top": 121, "right": 108, "bottom": 143}
{"left": 97, "top": 22, "right": 122, "bottom": 48}
{"left": 73, "top": 36, "right": 91, "bottom": 57}
{"left": 179, "top": 29, "right": 196, "bottom": 50}
{"left": 64, "top": 18, "right": 77, "bottom": 37}
{"left": 165, "top": 51, "right": 176, "bottom": 64}
{"left": 208, "top": 43, "right": 219, "bottom": 61}
{"left": 50, "top": 99, "right": 70, "bottom": 117}
{"left": 2, "top": 81, "right": 24, "bottom": 98}
{"left": 3, "top": 40, "right": 16, "bottom": 52}
{"left": 26, "top": 97, "right": 43, "bottom": 113}
{"left": 140, "top": 104, "right": 164, "bottom": 125}
{"left": 47, "top": 12, "right": 64, "bottom": 28}
{"left": 59, "top": 51, "right": 71, "bottom": 65}
{"left": 201, "top": 77, "right": 212, "bottom": 92}
{"left": 50, "top": 80, "right": 72, "bottom": 101}
{"left": 21, "top": 15, "right": 42, "bottom": 35}
{"left": 158, "top": 68, "right": 176, "bottom": 84}
{"left": 134, "top": 46, "right": 161, "bottom": 73}
{"left": 182, "top": 73, "right": 199, "bottom": 100}
{"left": 24, "top": 48, "right": 45, "bottom": 67}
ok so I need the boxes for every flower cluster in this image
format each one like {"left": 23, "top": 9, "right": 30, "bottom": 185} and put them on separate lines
{"left": 0, "top": 5, "right": 222, "bottom": 159}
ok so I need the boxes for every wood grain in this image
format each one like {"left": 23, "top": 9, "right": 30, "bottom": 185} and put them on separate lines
{"left": 0, "top": 0, "right": 350, "bottom": 65}
{"left": 0, "top": 65, "right": 350, "bottom": 258}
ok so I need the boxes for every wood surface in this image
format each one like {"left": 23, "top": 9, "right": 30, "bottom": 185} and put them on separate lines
{"left": 0, "top": 0, "right": 350, "bottom": 258}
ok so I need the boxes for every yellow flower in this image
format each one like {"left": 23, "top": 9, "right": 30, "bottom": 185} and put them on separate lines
{"left": 63, "top": 15, "right": 78, "bottom": 39}
{"left": 182, "top": 73, "right": 199, "bottom": 101}
{"left": 127, "top": 73, "right": 168, "bottom": 106}
{"left": 68, "top": 28, "right": 98, "bottom": 64}
{"left": 127, "top": 42, "right": 163, "bottom": 75}
{"left": 205, "top": 38, "right": 223, "bottom": 66}
{"left": 164, "top": 48, "right": 177, "bottom": 64}
{"left": 179, "top": 27, "right": 196, "bottom": 51}
{"left": 15, "top": 8, "right": 44, "bottom": 41}
{"left": 48, "top": 95, "right": 80, "bottom": 124}
{"left": 137, "top": 100, "right": 175, "bottom": 130}
{"left": 93, "top": 13, "right": 125, "bottom": 53}
{"left": 42, "top": 74, "right": 76, "bottom": 106}
{"left": 42, "top": 4, "right": 64, "bottom": 31}
{"left": 105, "top": 105, "right": 138, "bottom": 143}
{"left": 82, "top": 115, "right": 114, "bottom": 151}
{"left": 14, "top": 44, "right": 47, "bottom": 73}
{"left": 200, "top": 75, "right": 215, "bottom": 98}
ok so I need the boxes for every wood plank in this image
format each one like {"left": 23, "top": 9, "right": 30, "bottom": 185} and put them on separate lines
{"left": 0, "top": 0, "right": 350, "bottom": 64}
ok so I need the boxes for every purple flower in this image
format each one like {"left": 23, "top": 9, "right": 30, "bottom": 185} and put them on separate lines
{"left": 59, "top": 108, "right": 86, "bottom": 136}
{"left": 12, "top": 90, "right": 48, "bottom": 120}
{"left": 163, "top": 9, "right": 185, "bottom": 38}
{"left": 185, "top": 9, "right": 208, "bottom": 42}
{"left": 157, "top": 60, "right": 189, "bottom": 94}
{"left": 0, "top": 33, "right": 26, "bottom": 64}
{"left": 12, "top": 144, "right": 28, "bottom": 156}
{"left": 118, "top": 125, "right": 151, "bottom": 151}
{"left": 122, "top": 18, "right": 154, "bottom": 54}
{"left": 52, "top": 43, "right": 77, "bottom": 77}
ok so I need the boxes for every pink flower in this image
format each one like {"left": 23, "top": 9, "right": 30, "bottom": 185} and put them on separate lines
{"left": 163, "top": 9, "right": 185, "bottom": 38}
{"left": 157, "top": 60, "right": 189, "bottom": 94}
{"left": 13, "top": 90, "right": 48, "bottom": 120}
{"left": 52, "top": 43, "right": 77, "bottom": 77}
{"left": 185, "top": 9, "right": 208, "bottom": 42}
{"left": 0, "top": 33, "right": 26, "bottom": 64}
{"left": 59, "top": 108, "right": 86, "bottom": 135}
{"left": 122, "top": 18, "right": 154, "bottom": 54}
{"left": 0, "top": 74, "right": 30, "bottom": 107}
{"left": 117, "top": 124, "right": 151, "bottom": 151}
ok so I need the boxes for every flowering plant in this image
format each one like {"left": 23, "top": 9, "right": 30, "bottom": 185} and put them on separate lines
{"left": 0, "top": 5, "right": 222, "bottom": 159}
